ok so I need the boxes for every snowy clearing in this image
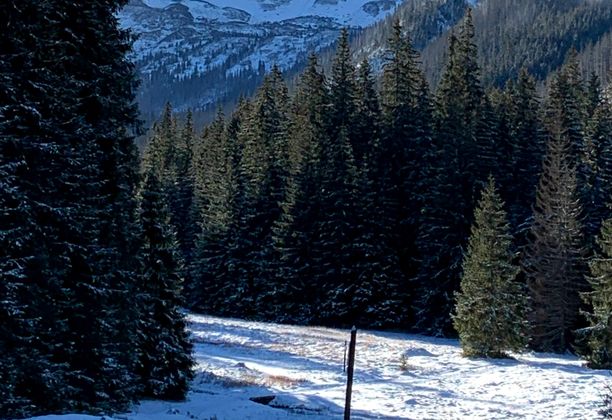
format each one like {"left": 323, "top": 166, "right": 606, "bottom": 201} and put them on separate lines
{"left": 32, "top": 313, "right": 611, "bottom": 419}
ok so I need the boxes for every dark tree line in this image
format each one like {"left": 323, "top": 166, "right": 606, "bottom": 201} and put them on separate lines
{"left": 0, "top": 1, "right": 193, "bottom": 417}
{"left": 148, "top": 9, "right": 611, "bottom": 365}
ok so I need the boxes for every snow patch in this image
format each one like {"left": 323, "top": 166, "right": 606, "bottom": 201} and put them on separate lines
{"left": 29, "top": 314, "right": 612, "bottom": 419}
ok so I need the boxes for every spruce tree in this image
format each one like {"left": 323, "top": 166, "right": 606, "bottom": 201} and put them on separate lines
{"left": 0, "top": 0, "right": 142, "bottom": 415}
{"left": 522, "top": 132, "right": 588, "bottom": 353}
{"left": 189, "top": 111, "right": 235, "bottom": 313}
{"left": 312, "top": 127, "right": 360, "bottom": 326}
{"left": 380, "top": 19, "right": 432, "bottom": 295}
{"left": 453, "top": 178, "right": 528, "bottom": 358}
{"left": 579, "top": 217, "right": 612, "bottom": 369}
{"left": 583, "top": 84, "right": 612, "bottom": 242}
{"left": 505, "top": 69, "right": 545, "bottom": 238}
{"left": 353, "top": 58, "right": 382, "bottom": 166}
{"left": 415, "top": 11, "right": 488, "bottom": 335}
{"left": 136, "top": 171, "right": 195, "bottom": 400}
{"left": 270, "top": 55, "right": 328, "bottom": 322}
{"left": 327, "top": 28, "right": 356, "bottom": 142}
{"left": 171, "top": 110, "right": 197, "bottom": 268}
{"left": 228, "top": 69, "right": 291, "bottom": 318}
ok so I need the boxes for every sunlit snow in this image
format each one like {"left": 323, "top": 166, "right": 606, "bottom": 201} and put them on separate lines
{"left": 30, "top": 313, "right": 611, "bottom": 419}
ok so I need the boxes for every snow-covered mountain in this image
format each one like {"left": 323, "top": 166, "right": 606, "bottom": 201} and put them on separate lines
{"left": 119, "top": 0, "right": 404, "bottom": 118}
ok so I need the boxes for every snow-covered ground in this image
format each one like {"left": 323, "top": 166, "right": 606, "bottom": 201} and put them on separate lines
{"left": 32, "top": 313, "right": 611, "bottom": 419}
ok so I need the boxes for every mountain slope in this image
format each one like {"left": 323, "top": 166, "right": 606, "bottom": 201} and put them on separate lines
{"left": 122, "top": 0, "right": 611, "bottom": 123}
{"left": 120, "top": 0, "right": 405, "bottom": 120}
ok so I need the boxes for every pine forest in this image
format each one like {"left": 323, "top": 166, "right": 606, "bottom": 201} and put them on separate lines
{"left": 1, "top": 1, "right": 611, "bottom": 419}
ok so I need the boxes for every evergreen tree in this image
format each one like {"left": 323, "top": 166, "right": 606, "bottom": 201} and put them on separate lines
{"left": 312, "top": 127, "right": 360, "bottom": 326}
{"left": 415, "top": 10, "right": 488, "bottom": 335}
{"left": 136, "top": 172, "right": 195, "bottom": 400}
{"left": 171, "top": 110, "right": 197, "bottom": 268}
{"left": 270, "top": 55, "right": 328, "bottom": 322}
{"left": 545, "top": 50, "right": 588, "bottom": 190}
{"left": 522, "top": 132, "right": 587, "bottom": 353}
{"left": 346, "top": 157, "right": 406, "bottom": 328}
{"left": 189, "top": 111, "right": 235, "bottom": 313}
{"left": 327, "top": 28, "right": 356, "bottom": 141}
{"left": 228, "top": 69, "right": 291, "bottom": 318}
{"left": 583, "top": 84, "right": 612, "bottom": 242}
{"left": 505, "top": 69, "right": 545, "bottom": 238}
{"left": 379, "top": 19, "right": 432, "bottom": 296}
{"left": 353, "top": 58, "right": 382, "bottom": 166}
{"left": 0, "top": 0, "right": 142, "bottom": 415}
{"left": 579, "top": 217, "right": 612, "bottom": 369}
{"left": 453, "top": 177, "right": 528, "bottom": 358}
{"left": 142, "top": 103, "right": 177, "bottom": 177}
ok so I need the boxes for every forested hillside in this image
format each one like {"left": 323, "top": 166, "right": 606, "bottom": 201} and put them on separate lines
{"left": 419, "top": 0, "right": 612, "bottom": 87}
{"left": 123, "top": 0, "right": 612, "bottom": 124}
{"left": 340, "top": 0, "right": 612, "bottom": 89}
{"left": 145, "top": 9, "right": 612, "bottom": 364}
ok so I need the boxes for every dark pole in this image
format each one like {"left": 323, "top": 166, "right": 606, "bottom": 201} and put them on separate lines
{"left": 343, "top": 340, "right": 347, "bottom": 373}
{"left": 344, "top": 326, "right": 357, "bottom": 420}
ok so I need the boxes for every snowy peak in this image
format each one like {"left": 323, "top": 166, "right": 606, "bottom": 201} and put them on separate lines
{"left": 120, "top": 0, "right": 405, "bottom": 116}
{"left": 136, "top": 0, "right": 402, "bottom": 26}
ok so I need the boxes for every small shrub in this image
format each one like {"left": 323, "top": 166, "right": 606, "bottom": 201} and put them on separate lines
{"left": 399, "top": 354, "right": 409, "bottom": 371}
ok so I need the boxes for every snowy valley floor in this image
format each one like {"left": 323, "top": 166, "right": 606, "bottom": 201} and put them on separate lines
{"left": 35, "top": 313, "right": 611, "bottom": 419}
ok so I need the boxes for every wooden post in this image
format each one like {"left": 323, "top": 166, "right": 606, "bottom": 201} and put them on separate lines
{"left": 344, "top": 326, "right": 357, "bottom": 420}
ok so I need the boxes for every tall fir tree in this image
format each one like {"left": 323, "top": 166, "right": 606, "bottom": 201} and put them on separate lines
{"left": 136, "top": 171, "right": 195, "bottom": 400}
{"left": 505, "top": 69, "right": 545, "bottom": 239}
{"left": 0, "top": 0, "right": 142, "bottom": 415}
{"left": 189, "top": 111, "right": 236, "bottom": 313}
{"left": 312, "top": 126, "right": 360, "bottom": 326}
{"left": 415, "top": 9, "right": 489, "bottom": 336}
{"left": 327, "top": 28, "right": 356, "bottom": 142}
{"left": 453, "top": 177, "right": 529, "bottom": 358}
{"left": 379, "top": 19, "right": 432, "bottom": 300}
{"left": 582, "top": 83, "right": 612, "bottom": 243}
{"left": 228, "top": 69, "right": 291, "bottom": 318}
{"left": 522, "top": 132, "right": 588, "bottom": 353}
{"left": 270, "top": 55, "right": 328, "bottom": 322}
{"left": 579, "top": 217, "right": 612, "bottom": 369}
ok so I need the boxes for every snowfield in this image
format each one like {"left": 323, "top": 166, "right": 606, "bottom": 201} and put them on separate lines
{"left": 33, "top": 313, "right": 610, "bottom": 419}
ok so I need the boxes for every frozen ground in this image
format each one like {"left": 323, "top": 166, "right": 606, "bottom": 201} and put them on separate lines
{"left": 32, "top": 313, "right": 611, "bottom": 419}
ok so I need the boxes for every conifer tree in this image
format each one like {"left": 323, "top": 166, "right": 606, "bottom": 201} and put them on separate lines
{"left": 142, "top": 103, "right": 177, "bottom": 176}
{"left": 453, "top": 178, "right": 528, "bottom": 358}
{"left": 312, "top": 127, "right": 360, "bottom": 325}
{"left": 171, "top": 110, "right": 197, "bottom": 266}
{"left": 327, "top": 28, "right": 356, "bottom": 141}
{"left": 353, "top": 58, "right": 382, "bottom": 166}
{"left": 1, "top": 0, "right": 142, "bottom": 415}
{"left": 545, "top": 50, "right": 588, "bottom": 187}
{"left": 270, "top": 55, "right": 328, "bottom": 322}
{"left": 189, "top": 111, "right": 235, "bottom": 312}
{"left": 227, "top": 69, "right": 291, "bottom": 318}
{"left": 505, "top": 69, "right": 545, "bottom": 237}
{"left": 583, "top": 84, "right": 612, "bottom": 242}
{"left": 579, "top": 217, "right": 612, "bottom": 369}
{"left": 522, "top": 132, "right": 587, "bottom": 353}
{"left": 380, "top": 19, "right": 432, "bottom": 291}
{"left": 415, "top": 10, "right": 488, "bottom": 335}
{"left": 136, "top": 171, "right": 194, "bottom": 400}
{"left": 346, "top": 157, "right": 406, "bottom": 328}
